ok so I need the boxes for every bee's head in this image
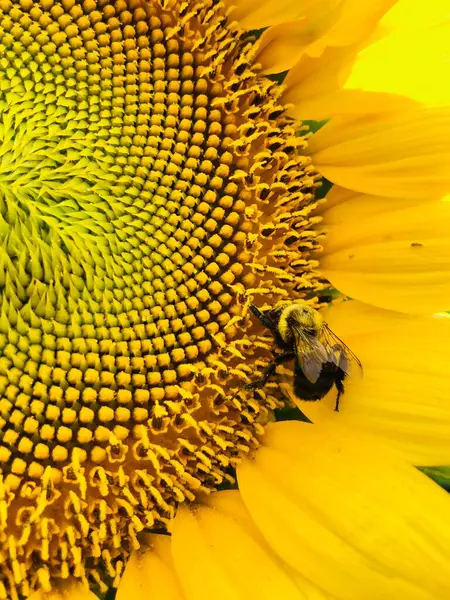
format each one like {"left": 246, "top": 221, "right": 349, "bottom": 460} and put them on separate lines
{"left": 249, "top": 300, "right": 324, "bottom": 347}
{"left": 277, "top": 300, "right": 323, "bottom": 343}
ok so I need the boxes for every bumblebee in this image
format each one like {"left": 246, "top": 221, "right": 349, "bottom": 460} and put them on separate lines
{"left": 245, "top": 300, "right": 362, "bottom": 411}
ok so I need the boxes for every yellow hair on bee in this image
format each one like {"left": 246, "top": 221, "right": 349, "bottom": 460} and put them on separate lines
{"left": 276, "top": 300, "right": 324, "bottom": 344}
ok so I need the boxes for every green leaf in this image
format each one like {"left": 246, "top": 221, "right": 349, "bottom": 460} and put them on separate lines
{"left": 302, "top": 119, "right": 329, "bottom": 134}
{"left": 275, "top": 405, "right": 311, "bottom": 423}
{"left": 420, "top": 466, "right": 450, "bottom": 491}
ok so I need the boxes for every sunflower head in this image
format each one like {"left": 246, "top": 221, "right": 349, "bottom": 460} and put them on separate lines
{"left": 0, "top": 0, "right": 325, "bottom": 596}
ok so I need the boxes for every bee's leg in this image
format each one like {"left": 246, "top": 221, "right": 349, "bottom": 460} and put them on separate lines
{"left": 244, "top": 351, "right": 295, "bottom": 391}
{"left": 334, "top": 389, "right": 342, "bottom": 412}
{"left": 249, "top": 304, "right": 279, "bottom": 337}
{"left": 243, "top": 364, "right": 276, "bottom": 390}
{"left": 333, "top": 371, "right": 345, "bottom": 412}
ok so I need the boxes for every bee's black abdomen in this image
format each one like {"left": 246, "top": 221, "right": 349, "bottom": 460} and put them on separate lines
{"left": 293, "top": 360, "right": 339, "bottom": 401}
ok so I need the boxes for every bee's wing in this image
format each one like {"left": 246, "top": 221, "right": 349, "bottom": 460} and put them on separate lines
{"left": 320, "top": 324, "right": 363, "bottom": 377}
{"left": 290, "top": 325, "right": 328, "bottom": 383}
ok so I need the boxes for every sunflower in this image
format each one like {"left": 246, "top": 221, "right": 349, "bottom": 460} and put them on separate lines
{"left": 1, "top": 0, "right": 450, "bottom": 599}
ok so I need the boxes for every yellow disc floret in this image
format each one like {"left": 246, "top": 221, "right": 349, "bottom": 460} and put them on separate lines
{"left": 0, "top": 0, "right": 322, "bottom": 597}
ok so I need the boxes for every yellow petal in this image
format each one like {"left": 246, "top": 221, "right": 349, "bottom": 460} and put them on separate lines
{"left": 283, "top": 46, "right": 418, "bottom": 120}
{"left": 317, "top": 0, "right": 397, "bottom": 48}
{"left": 309, "top": 108, "right": 450, "bottom": 199}
{"left": 298, "top": 301, "right": 450, "bottom": 466}
{"left": 28, "top": 584, "right": 97, "bottom": 600}
{"left": 324, "top": 297, "right": 416, "bottom": 337}
{"left": 318, "top": 185, "right": 425, "bottom": 224}
{"left": 222, "top": 0, "right": 307, "bottom": 29}
{"left": 117, "top": 535, "right": 185, "bottom": 600}
{"left": 202, "top": 491, "right": 334, "bottom": 600}
{"left": 171, "top": 492, "right": 310, "bottom": 600}
{"left": 256, "top": 18, "right": 320, "bottom": 75}
{"left": 283, "top": 46, "right": 347, "bottom": 120}
{"left": 284, "top": 5, "right": 450, "bottom": 118}
{"left": 317, "top": 184, "right": 359, "bottom": 213}
{"left": 319, "top": 198, "right": 450, "bottom": 313}
{"left": 343, "top": 21, "right": 450, "bottom": 108}
{"left": 257, "top": 0, "right": 396, "bottom": 74}
{"left": 377, "top": 0, "right": 450, "bottom": 33}
{"left": 238, "top": 420, "right": 450, "bottom": 600}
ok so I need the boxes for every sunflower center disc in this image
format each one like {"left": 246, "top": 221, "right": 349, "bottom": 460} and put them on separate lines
{"left": 0, "top": 0, "right": 321, "bottom": 596}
